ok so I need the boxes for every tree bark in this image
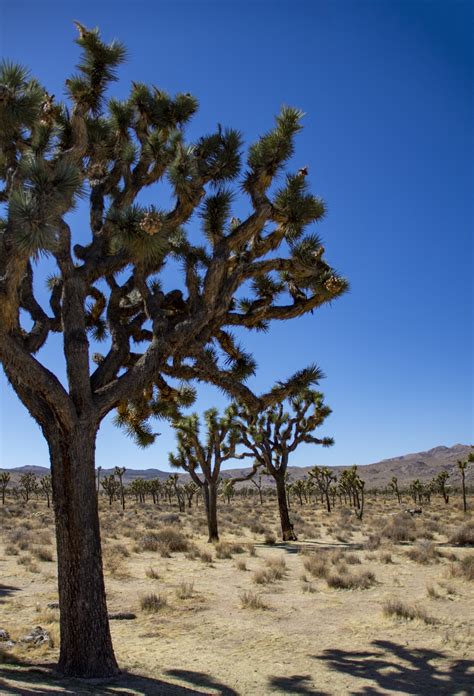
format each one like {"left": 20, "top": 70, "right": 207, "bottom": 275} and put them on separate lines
{"left": 275, "top": 474, "right": 297, "bottom": 541}
{"left": 49, "top": 422, "right": 119, "bottom": 678}
{"left": 203, "top": 481, "right": 219, "bottom": 542}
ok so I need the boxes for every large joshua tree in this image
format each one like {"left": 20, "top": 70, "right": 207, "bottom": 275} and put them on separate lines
{"left": 0, "top": 24, "right": 347, "bottom": 677}
{"left": 233, "top": 388, "right": 334, "bottom": 540}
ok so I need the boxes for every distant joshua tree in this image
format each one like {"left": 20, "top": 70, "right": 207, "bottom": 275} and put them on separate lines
{"left": 40, "top": 474, "right": 53, "bottom": 508}
{"left": 433, "top": 471, "right": 450, "bottom": 504}
{"left": 457, "top": 452, "right": 472, "bottom": 513}
{"left": 101, "top": 475, "right": 120, "bottom": 506}
{"left": 18, "top": 472, "right": 38, "bottom": 503}
{"left": 114, "top": 466, "right": 126, "bottom": 510}
{"left": 0, "top": 471, "right": 10, "bottom": 504}
{"left": 389, "top": 476, "right": 401, "bottom": 504}
{"left": 169, "top": 408, "right": 255, "bottom": 541}
{"left": 233, "top": 385, "right": 333, "bottom": 540}
{"left": 309, "top": 466, "right": 337, "bottom": 512}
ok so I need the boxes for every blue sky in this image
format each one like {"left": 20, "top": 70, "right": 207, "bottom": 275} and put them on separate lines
{"left": 0, "top": 0, "right": 472, "bottom": 472}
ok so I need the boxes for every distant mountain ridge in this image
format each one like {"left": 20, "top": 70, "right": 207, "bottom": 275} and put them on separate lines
{"left": 1, "top": 444, "right": 472, "bottom": 488}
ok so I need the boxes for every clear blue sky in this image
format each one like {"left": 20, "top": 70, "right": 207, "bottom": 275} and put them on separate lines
{"left": 0, "top": 0, "right": 472, "bottom": 472}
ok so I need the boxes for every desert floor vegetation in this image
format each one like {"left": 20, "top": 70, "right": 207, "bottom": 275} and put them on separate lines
{"left": 0, "top": 494, "right": 472, "bottom": 694}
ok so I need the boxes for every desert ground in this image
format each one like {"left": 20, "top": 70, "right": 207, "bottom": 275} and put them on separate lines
{"left": 0, "top": 493, "right": 473, "bottom": 695}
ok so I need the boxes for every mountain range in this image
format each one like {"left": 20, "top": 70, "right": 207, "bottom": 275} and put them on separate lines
{"left": 1, "top": 444, "right": 472, "bottom": 488}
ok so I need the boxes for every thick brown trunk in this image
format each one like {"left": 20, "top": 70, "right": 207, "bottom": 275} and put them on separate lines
{"left": 49, "top": 423, "right": 119, "bottom": 678}
{"left": 275, "top": 474, "right": 297, "bottom": 541}
{"left": 204, "top": 481, "right": 219, "bottom": 542}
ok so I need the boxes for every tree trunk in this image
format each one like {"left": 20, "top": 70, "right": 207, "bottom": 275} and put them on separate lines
{"left": 203, "top": 481, "right": 219, "bottom": 542}
{"left": 275, "top": 474, "right": 297, "bottom": 541}
{"left": 461, "top": 472, "right": 467, "bottom": 513}
{"left": 49, "top": 423, "right": 119, "bottom": 678}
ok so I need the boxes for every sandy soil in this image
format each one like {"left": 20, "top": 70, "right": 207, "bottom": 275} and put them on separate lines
{"left": 0, "top": 495, "right": 472, "bottom": 695}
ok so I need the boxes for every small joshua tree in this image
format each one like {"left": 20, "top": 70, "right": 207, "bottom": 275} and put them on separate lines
{"left": 169, "top": 408, "right": 243, "bottom": 541}
{"left": 114, "top": 466, "right": 126, "bottom": 510}
{"left": 40, "top": 474, "right": 53, "bottom": 508}
{"left": 457, "top": 453, "right": 472, "bottom": 513}
{"left": 389, "top": 475, "right": 401, "bottom": 504}
{"left": 0, "top": 23, "right": 346, "bottom": 676}
{"left": 0, "top": 471, "right": 10, "bottom": 504}
{"left": 18, "top": 472, "right": 38, "bottom": 503}
{"left": 233, "top": 385, "right": 333, "bottom": 540}
{"left": 309, "top": 466, "right": 337, "bottom": 513}
{"left": 101, "top": 475, "right": 120, "bottom": 506}
{"left": 434, "top": 471, "right": 450, "bottom": 504}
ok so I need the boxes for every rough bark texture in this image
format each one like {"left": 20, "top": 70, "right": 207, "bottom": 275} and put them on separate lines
{"left": 275, "top": 474, "right": 297, "bottom": 541}
{"left": 49, "top": 423, "right": 119, "bottom": 678}
{"left": 203, "top": 482, "right": 219, "bottom": 542}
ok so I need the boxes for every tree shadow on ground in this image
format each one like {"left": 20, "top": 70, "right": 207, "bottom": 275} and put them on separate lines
{"left": 254, "top": 540, "right": 363, "bottom": 555}
{"left": 268, "top": 673, "right": 329, "bottom": 694}
{"left": 0, "top": 660, "right": 239, "bottom": 695}
{"left": 0, "top": 584, "right": 20, "bottom": 603}
{"left": 314, "top": 639, "right": 473, "bottom": 695}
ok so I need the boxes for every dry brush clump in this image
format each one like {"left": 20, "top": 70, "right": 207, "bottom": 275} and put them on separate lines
{"left": 327, "top": 569, "right": 376, "bottom": 590}
{"left": 449, "top": 520, "right": 474, "bottom": 546}
{"left": 449, "top": 555, "right": 474, "bottom": 581}
{"left": 383, "top": 598, "right": 436, "bottom": 625}
{"left": 406, "top": 540, "right": 441, "bottom": 565}
{"left": 140, "top": 593, "right": 168, "bottom": 613}
{"left": 239, "top": 591, "right": 268, "bottom": 610}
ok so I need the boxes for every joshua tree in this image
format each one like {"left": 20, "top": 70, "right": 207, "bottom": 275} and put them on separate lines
{"left": 222, "top": 479, "right": 235, "bottom": 504}
{"left": 167, "top": 473, "right": 186, "bottom": 512}
{"left": 18, "top": 472, "right": 38, "bottom": 503}
{"left": 169, "top": 408, "right": 243, "bottom": 541}
{"left": 101, "top": 475, "right": 120, "bottom": 506}
{"left": 234, "top": 387, "right": 333, "bottom": 540}
{"left": 433, "top": 471, "right": 450, "bottom": 504}
{"left": 0, "top": 24, "right": 346, "bottom": 676}
{"left": 96, "top": 466, "right": 102, "bottom": 495}
{"left": 184, "top": 481, "right": 198, "bottom": 508}
{"left": 114, "top": 466, "right": 126, "bottom": 510}
{"left": 292, "top": 479, "right": 306, "bottom": 506}
{"left": 0, "top": 472, "right": 10, "bottom": 504}
{"left": 309, "top": 466, "right": 337, "bottom": 512}
{"left": 130, "top": 477, "right": 148, "bottom": 504}
{"left": 40, "top": 474, "right": 53, "bottom": 508}
{"left": 389, "top": 475, "right": 401, "bottom": 504}
{"left": 457, "top": 453, "right": 472, "bottom": 513}
{"left": 250, "top": 469, "right": 266, "bottom": 506}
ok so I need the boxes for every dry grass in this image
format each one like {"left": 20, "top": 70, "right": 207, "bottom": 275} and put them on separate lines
{"left": 239, "top": 591, "right": 268, "bottom": 610}
{"left": 383, "top": 598, "right": 436, "bottom": 624}
{"left": 140, "top": 593, "right": 167, "bottom": 613}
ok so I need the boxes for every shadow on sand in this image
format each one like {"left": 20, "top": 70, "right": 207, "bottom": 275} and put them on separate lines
{"left": 313, "top": 639, "right": 473, "bottom": 695}
{"left": 0, "top": 660, "right": 239, "bottom": 695}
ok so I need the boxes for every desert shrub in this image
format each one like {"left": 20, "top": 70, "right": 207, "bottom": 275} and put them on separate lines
{"left": 140, "top": 593, "right": 167, "bottom": 613}
{"left": 199, "top": 550, "right": 213, "bottom": 564}
{"left": 264, "top": 532, "right": 276, "bottom": 545}
{"left": 364, "top": 534, "right": 381, "bottom": 550}
{"left": 342, "top": 552, "right": 361, "bottom": 565}
{"left": 249, "top": 521, "right": 267, "bottom": 535}
{"left": 379, "top": 552, "right": 393, "bottom": 564}
{"left": 382, "top": 513, "right": 416, "bottom": 542}
{"left": 145, "top": 566, "right": 160, "bottom": 579}
{"left": 32, "top": 546, "right": 53, "bottom": 562}
{"left": 159, "top": 513, "right": 181, "bottom": 525}
{"left": 450, "top": 555, "right": 474, "bottom": 581}
{"left": 426, "top": 583, "right": 440, "bottom": 599}
{"left": 4, "top": 544, "right": 18, "bottom": 556}
{"left": 406, "top": 540, "right": 440, "bottom": 564}
{"left": 303, "top": 555, "right": 329, "bottom": 579}
{"left": 383, "top": 598, "right": 436, "bottom": 624}
{"left": 139, "top": 534, "right": 160, "bottom": 552}
{"left": 214, "top": 541, "right": 245, "bottom": 559}
{"left": 450, "top": 521, "right": 474, "bottom": 546}
{"left": 175, "top": 582, "right": 194, "bottom": 599}
{"left": 239, "top": 591, "right": 268, "bottom": 610}
{"left": 327, "top": 570, "right": 376, "bottom": 590}
{"left": 236, "top": 560, "right": 247, "bottom": 571}
{"left": 156, "top": 527, "right": 189, "bottom": 552}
